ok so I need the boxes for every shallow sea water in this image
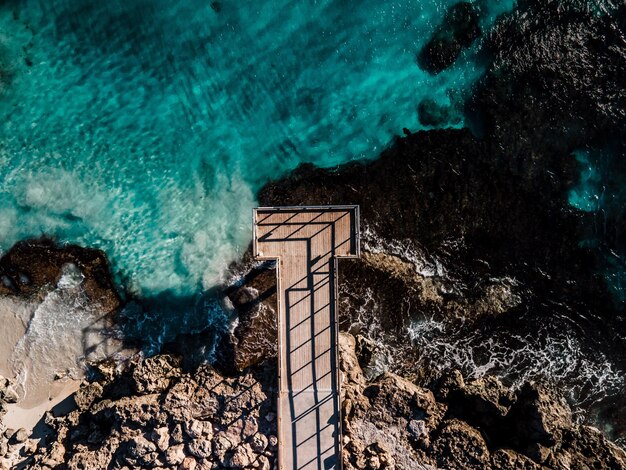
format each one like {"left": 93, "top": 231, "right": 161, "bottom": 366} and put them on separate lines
{"left": 0, "top": 0, "right": 513, "bottom": 298}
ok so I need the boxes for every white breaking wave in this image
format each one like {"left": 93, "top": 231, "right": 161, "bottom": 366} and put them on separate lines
{"left": 5, "top": 263, "right": 125, "bottom": 407}
{"left": 407, "top": 315, "right": 625, "bottom": 422}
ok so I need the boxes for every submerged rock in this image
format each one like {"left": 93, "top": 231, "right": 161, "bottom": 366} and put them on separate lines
{"left": 418, "top": 2, "right": 482, "bottom": 74}
{"left": 417, "top": 98, "right": 461, "bottom": 127}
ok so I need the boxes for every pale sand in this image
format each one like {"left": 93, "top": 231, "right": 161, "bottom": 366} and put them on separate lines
{"left": 2, "top": 379, "right": 80, "bottom": 431}
{"left": 0, "top": 297, "right": 32, "bottom": 376}
{"left": 1, "top": 292, "right": 126, "bottom": 432}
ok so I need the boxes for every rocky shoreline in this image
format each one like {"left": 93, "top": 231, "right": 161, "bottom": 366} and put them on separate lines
{"left": 1, "top": 0, "right": 625, "bottom": 467}
{"left": 2, "top": 333, "right": 625, "bottom": 469}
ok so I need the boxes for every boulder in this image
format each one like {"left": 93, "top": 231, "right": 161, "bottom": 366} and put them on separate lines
{"left": 165, "top": 444, "right": 186, "bottom": 466}
{"left": 187, "top": 439, "right": 212, "bottom": 459}
{"left": 131, "top": 354, "right": 182, "bottom": 394}
{"left": 507, "top": 382, "right": 572, "bottom": 446}
{"left": 0, "top": 239, "right": 120, "bottom": 313}
{"left": 491, "top": 448, "right": 540, "bottom": 469}
{"left": 431, "top": 419, "right": 490, "bottom": 469}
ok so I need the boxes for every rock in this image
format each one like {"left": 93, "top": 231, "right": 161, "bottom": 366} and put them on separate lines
{"left": 226, "top": 443, "right": 255, "bottom": 468}
{"left": 151, "top": 427, "right": 170, "bottom": 452}
{"left": 508, "top": 382, "right": 572, "bottom": 446}
{"left": 187, "top": 439, "right": 212, "bottom": 459}
{"left": 213, "top": 433, "right": 235, "bottom": 461}
{"left": 559, "top": 425, "right": 626, "bottom": 469}
{"left": 524, "top": 442, "right": 553, "bottom": 465}
{"left": 418, "top": 2, "right": 481, "bottom": 74}
{"left": 171, "top": 423, "right": 184, "bottom": 444}
{"left": 12, "top": 428, "right": 28, "bottom": 444}
{"left": 184, "top": 419, "right": 212, "bottom": 440}
{"left": 408, "top": 420, "right": 429, "bottom": 447}
{"left": 362, "top": 372, "right": 444, "bottom": 431}
{"left": 74, "top": 382, "right": 104, "bottom": 410}
{"left": 165, "top": 444, "right": 186, "bottom": 466}
{"left": 40, "top": 442, "right": 66, "bottom": 467}
{"left": 15, "top": 332, "right": 626, "bottom": 470}
{"left": 445, "top": 374, "right": 515, "bottom": 432}
{"left": 256, "top": 455, "right": 271, "bottom": 470}
{"left": 132, "top": 354, "right": 182, "bottom": 394}
{"left": 21, "top": 438, "right": 37, "bottom": 456}
{"left": 250, "top": 432, "right": 268, "bottom": 453}
{"left": 125, "top": 436, "right": 158, "bottom": 466}
{"left": 0, "top": 380, "right": 19, "bottom": 404}
{"left": 179, "top": 456, "right": 197, "bottom": 470}
{"left": 431, "top": 419, "right": 490, "bottom": 469}
{"left": 0, "top": 239, "right": 121, "bottom": 313}
{"left": 491, "top": 448, "right": 540, "bottom": 469}
{"left": 217, "top": 265, "right": 278, "bottom": 373}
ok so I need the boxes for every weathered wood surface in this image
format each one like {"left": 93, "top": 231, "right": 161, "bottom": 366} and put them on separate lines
{"left": 253, "top": 206, "right": 360, "bottom": 470}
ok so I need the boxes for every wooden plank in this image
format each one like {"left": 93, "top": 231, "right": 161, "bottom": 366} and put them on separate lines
{"left": 253, "top": 206, "right": 360, "bottom": 470}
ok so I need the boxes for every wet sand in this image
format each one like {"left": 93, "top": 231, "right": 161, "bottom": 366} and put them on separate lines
{"left": 0, "top": 293, "right": 125, "bottom": 432}
{"left": 2, "top": 379, "right": 80, "bottom": 431}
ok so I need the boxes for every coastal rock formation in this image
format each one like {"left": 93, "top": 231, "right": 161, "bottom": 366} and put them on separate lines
{"left": 1, "top": 355, "right": 278, "bottom": 469}
{"left": 417, "top": 98, "right": 461, "bottom": 127}
{"left": 4, "top": 333, "right": 624, "bottom": 469}
{"left": 340, "top": 333, "right": 626, "bottom": 470}
{"left": 218, "top": 260, "right": 278, "bottom": 373}
{"left": 0, "top": 239, "right": 121, "bottom": 314}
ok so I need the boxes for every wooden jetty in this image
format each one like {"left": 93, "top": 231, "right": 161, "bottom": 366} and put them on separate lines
{"left": 253, "top": 206, "right": 360, "bottom": 470}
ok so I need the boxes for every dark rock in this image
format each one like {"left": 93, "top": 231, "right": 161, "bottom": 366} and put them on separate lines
{"left": 418, "top": 2, "right": 481, "bottom": 74}
{"left": 217, "top": 261, "right": 278, "bottom": 373}
{"left": 559, "top": 425, "right": 626, "bottom": 469}
{"left": 467, "top": 0, "right": 626, "bottom": 170}
{"left": 417, "top": 98, "right": 460, "bottom": 127}
{"left": 445, "top": 374, "right": 516, "bottom": 432}
{"left": 507, "top": 382, "right": 572, "bottom": 447}
{"left": 74, "top": 382, "right": 103, "bottom": 411}
{"left": 0, "top": 238, "right": 121, "bottom": 313}
{"left": 491, "top": 448, "right": 540, "bottom": 469}
{"left": 431, "top": 419, "right": 491, "bottom": 469}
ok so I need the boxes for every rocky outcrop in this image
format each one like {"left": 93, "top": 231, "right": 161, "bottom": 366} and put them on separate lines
{"left": 3, "top": 355, "right": 278, "bottom": 469}
{"left": 0, "top": 238, "right": 121, "bottom": 314}
{"left": 218, "top": 260, "right": 278, "bottom": 373}
{"left": 417, "top": 98, "right": 461, "bottom": 127}
{"left": 3, "top": 333, "right": 624, "bottom": 469}
{"left": 339, "top": 333, "right": 626, "bottom": 470}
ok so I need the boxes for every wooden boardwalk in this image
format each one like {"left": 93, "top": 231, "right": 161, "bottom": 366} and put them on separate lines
{"left": 253, "top": 206, "right": 360, "bottom": 470}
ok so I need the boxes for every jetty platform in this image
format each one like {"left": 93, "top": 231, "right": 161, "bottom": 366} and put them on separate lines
{"left": 253, "top": 206, "right": 360, "bottom": 470}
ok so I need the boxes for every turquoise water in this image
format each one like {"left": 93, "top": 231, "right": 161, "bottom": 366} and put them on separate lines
{"left": 0, "top": 0, "right": 514, "bottom": 302}
{"left": 569, "top": 148, "right": 626, "bottom": 303}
